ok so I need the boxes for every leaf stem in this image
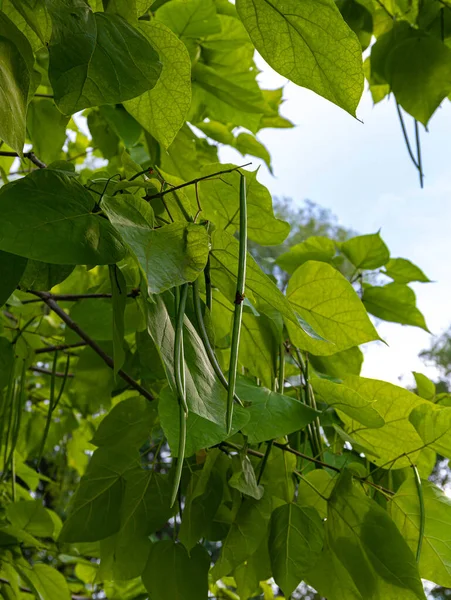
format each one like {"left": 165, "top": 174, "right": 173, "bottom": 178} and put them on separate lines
{"left": 0, "top": 150, "right": 46, "bottom": 169}
{"left": 192, "top": 278, "right": 243, "bottom": 406}
{"left": 226, "top": 174, "right": 247, "bottom": 434}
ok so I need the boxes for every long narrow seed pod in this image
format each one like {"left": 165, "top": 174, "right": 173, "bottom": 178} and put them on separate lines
{"left": 1, "top": 359, "right": 17, "bottom": 481}
{"left": 37, "top": 352, "right": 59, "bottom": 471}
{"left": 171, "top": 284, "right": 189, "bottom": 507}
{"left": 226, "top": 174, "right": 247, "bottom": 434}
{"left": 204, "top": 256, "right": 212, "bottom": 312}
{"left": 278, "top": 341, "right": 285, "bottom": 393}
{"left": 174, "top": 284, "right": 189, "bottom": 415}
{"left": 295, "top": 348, "right": 322, "bottom": 460}
{"left": 192, "top": 278, "right": 243, "bottom": 406}
{"left": 4, "top": 360, "right": 26, "bottom": 480}
{"left": 412, "top": 464, "right": 425, "bottom": 563}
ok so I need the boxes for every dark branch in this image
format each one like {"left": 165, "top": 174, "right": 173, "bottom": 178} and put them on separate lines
{"left": 22, "top": 290, "right": 140, "bottom": 304}
{"left": 0, "top": 150, "right": 47, "bottom": 169}
{"left": 29, "top": 365, "right": 75, "bottom": 378}
{"left": 145, "top": 163, "right": 251, "bottom": 202}
{"left": 30, "top": 291, "right": 154, "bottom": 402}
{"left": 35, "top": 342, "right": 87, "bottom": 355}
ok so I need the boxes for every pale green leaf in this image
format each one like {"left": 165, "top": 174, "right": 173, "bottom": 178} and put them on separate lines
{"left": 413, "top": 371, "right": 436, "bottom": 400}
{"left": 155, "top": 0, "right": 221, "bottom": 38}
{"left": 229, "top": 454, "right": 264, "bottom": 500}
{"left": 310, "top": 346, "right": 363, "bottom": 377}
{"left": 410, "top": 403, "right": 451, "bottom": 459}
{"left": 286, "top": 261, "right": 380, "bottom": 355}
{"left": 276, "top": 236, "right": 336, "bottom": 274}
{"left": 236, "top": 0, "right": 364, "bottom": 115}
{"left": 383, "top": 258, "right": 431, "bottom": 284}
{"left": 6, "top": 501, "right": 56, "bottom": 539}
{"left": 363, "top": 283, "right": 430, "bottom": 332}
{"left": 124, "top": 21, "right": 192, "bottom": 149}
{"left": 27, "top": 99, "right": 69, "bottom": 165}
{"left": 390, "top": 477, "right": 451, "bottom": 588}
{"left": 340, "top": 232, "right": 390, "bottom": 270}
{"left": 234, "top": 132, "right": 272, "bottom": 172}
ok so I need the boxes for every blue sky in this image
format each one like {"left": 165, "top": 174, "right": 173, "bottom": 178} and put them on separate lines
{"left": 221, "top": 58, "right": 451, "bottom": 386}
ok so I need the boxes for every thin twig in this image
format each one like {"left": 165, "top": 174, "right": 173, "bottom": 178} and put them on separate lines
{"left": 23, "top": 290, "right": 140, "bottom": 304}
{"left": 0, "top": 151, "right": 46, "bottom": 169}
{"left": 35, "top": 342, "right": 87, "bottom": 355}
{"left": 28, "top": 366, "right": 74, "bottom": 378}
{"left": 29, "top": 291, "right": 154, "bottom": 402}
{"left": 145, "top": 163, "right": 251, "bottom": 202}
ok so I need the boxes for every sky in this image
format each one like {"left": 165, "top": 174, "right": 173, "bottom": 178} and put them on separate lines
{"left": 220, "top": 56, "right": 451, "bottom": 387}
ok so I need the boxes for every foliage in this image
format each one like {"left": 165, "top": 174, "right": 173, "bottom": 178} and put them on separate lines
{"left": 0, "top": 0, "right": 449, "bottom": 599}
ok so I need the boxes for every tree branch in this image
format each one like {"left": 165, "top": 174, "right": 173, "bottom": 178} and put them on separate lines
{"left": 35, "top": 342, "right": 87, "bottom": 355}
{"left": 22, "top": 290, "right": 140, "bottom": 304}
{"left": 145, "top": 163, "right": 251, "bottom": 201}
{"left": 29, "top": 291, "right": 154, "bottom": 402}
{"left": 0, "top": 151, "right": 46, "bottom": 169}
{"left": 29, "top": 365, "right": 75, "bottom": 378}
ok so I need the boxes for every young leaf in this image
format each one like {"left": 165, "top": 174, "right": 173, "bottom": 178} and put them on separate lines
{"left": 412, "top": 371, "right": 436, "bottom": 400}
{"left": 236, "top": 0, "right": 364, "bottom": 115}
{"left": 383, "top": 257, "right": 431, "bottom": 284}
{"left": 269, "top": 503, "right": 324, "bottom": 597}
{"left": 229, "top": 454, "right": 264, "bottom": 500}
{"left": 47, "top": 1, "right": 162, "bottom": 114}
{"left": 328, "top": 471, "right": 426, "bottom": 600}
{"left": 286, "top": 260, "right": 380, "bottom": 355}
{"left": 340, "top": 232, "right": 390, "bottom": 270}
{"left": 390, "top": 477, "right": 451, "bottom": 588}
{"left": 155, "top": 0, "right": 221, "bottom": 38}
{"left": 238, "top": 378, "right": 320, "bottom": 443}
{"left": 0, "top": 170, "right": 126, "bottom": 265}
{"left": 142, "top": 541, "right": 210, "bottom": 600}
{"left": 363, "top": 283, "right": 430, "bottom": 331}
{"left": 276, "top": 236, "right": 336, "bottom": 274}
{"left": 124, "top": 21, "right": 192, "bottom": 149}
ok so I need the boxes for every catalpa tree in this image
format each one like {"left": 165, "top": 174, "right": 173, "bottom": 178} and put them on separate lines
{"left": 0, "top": 0, "right": 450, "bottom": 599}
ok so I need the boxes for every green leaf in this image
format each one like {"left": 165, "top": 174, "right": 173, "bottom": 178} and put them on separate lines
{"left": 390, "top": 477, "right": 451, "bottom": 587}
{"left": 198, "top": 164, "right": 289, "bottom": 246}
{"left": 340, "top": 232, "right": 390, "bottom": 270}
{"left": 259, "top": 445, "right": 296, "bottom": 503}
{"left": 409, "top": 403, "right": 451, "bottom": 459}
{"left": 276, "top": 236, "right": 336, "bottom": 275}
{"left": 0, "top": 170, "right": 126, "bottom": 265}
{"left": 155, "top": 0, "right": 221, "bottom": 38}
{"left": 211, "top": 495, "right": 272, "bottom": 580}
{"left": 91, "top": 396, "right": 157, "bottom": 449}
{"left": 124, "top": 20, "right": 192, "bottom": 149}
{"left": 327, "top": 471, "right": 426, "bottom": 600}
{"left": 339, "top": 376, "right": 427, "bottom": 468}
{"left": 362, "top": 283, "right": 430, "bottom": 331}
{"left": 59, "top": 445, "right": 139, "bottom": 542}
{"left": 229, "top": 454, "right": 264, "bottom": 500}
{"left": 234, "top": 132, "right": 272, "bottom": 172}
{"left": 47, "top": 1, "right": 162, "bottom": 114}
{"left": 386, "top": 33, "right": 451, "bottom": 125}
{"left": 413, "top": 371, "right": 436, "bottom": 400}
{"left": 103, "top": 471, "right": 173, "bottom": 580}
{"left": 286, "top": 261, "right": 380, "bottom": 355}
{"left": 269, "top": 503, "right": 324, "bottom": 597}
{"left": 0, "top": 12, "right": 34, "bottom": 154}
{"left": 312, "top": 378, "right": 384, "bottom": 428}
{"left": 179, "top": 449, "right": 225, "bottom": 550}
{"left": 142, "top": 541, "right": 210, "bottom": 600}
{"left": 22, "top": 563, "right": 71, "bottom": 600}
{"left": 159, "top": 385, "right": 250, "bottom": 456}
{"left": 383, "top": 257, "right": 431, "bottom": 284}
{"left": 236, "top": 0, "right": 364, "bottom": 115}
{"left": 238, "top": 378, "right": 320, "bottom": 443}
{"left": 210, "top": 230, "right": 299, "bottom": 326}
{"left": 19, "top": 260, "right": 73, "bottom": 291}
{"left": 6, "top": 501, "right": 56, "bottom": 539}
{"left": 87, "top": 109, "right": 120, "bottom": 160}
{"left": 310, "top": 346, "right": 363, "bottom": 378}
{"left": 27, "top": 99, "right": 70, "bottom": 165}
{"left": 109, "top": 266, "right": 127, "bottom": 376}
{"left": 99, "top": 105, "right": 142, "bottom": 148}
{"left": 297, "top": 469, "right": 337, "bottom": 519}
{"left": 102, "top": 195, "right": 209, "bottom": 293}
{"left": 0, "top": 251, "right": 27, "bottom": 308}
{"left": 7, "top": 0, "right": 52, "bottom": 48}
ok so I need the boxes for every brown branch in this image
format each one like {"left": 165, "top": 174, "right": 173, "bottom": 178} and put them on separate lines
{"left": 29, "top": 291, "right": 154, "bottom": 402}
{"left": 22, "top": 290, "right": 140, "bottom": 304}
{"left": 145, "top": 163, "right": 251, "bottom": 201}
{"left": 35, "top": 342, "right": 87, "bottom": 355}
{"left": 29, "top": 365, "right": 75, "bottom": 378}
{"left": 0, "top": 151, "right": 46, "bottom": 169}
